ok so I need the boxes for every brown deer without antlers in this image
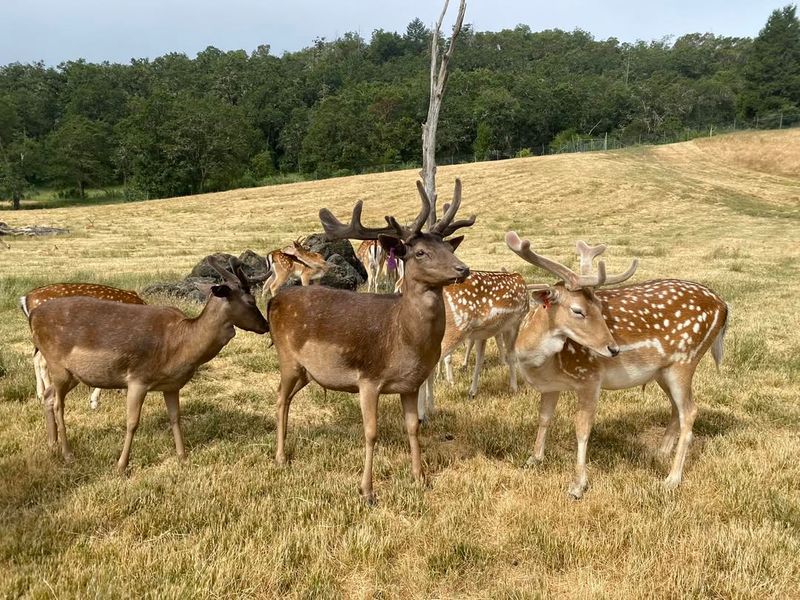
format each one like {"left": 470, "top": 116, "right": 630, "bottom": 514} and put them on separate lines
{"left": 28, "top": 258, "right": 268, "bottom": 473}
{"left": 262, "top": 240, "right": 330, "bottom": 301}
{"left": 20, "top": 283, "right": 146, "bottom": 410}
{"left": 506, "top": 232, "right": 728, "bottom": 498}
{"left": 418, "top": 271, "right": 529, "bottom": 420}
{"left": 268, "top": 179, "right": 474, "bottom": 502}
{"left": 356, "top": 240, "right": 405, "bottom": 293}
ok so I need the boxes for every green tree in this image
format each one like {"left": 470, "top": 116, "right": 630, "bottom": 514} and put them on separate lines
{"left": 742, "top": 5, "right": 800, "bottom": 115}
{"left": 46, "top": 114, "right": 113, "bottom": 199}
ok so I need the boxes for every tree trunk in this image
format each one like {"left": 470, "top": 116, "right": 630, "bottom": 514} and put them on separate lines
{"left": 78, "top": 180, "right": 85, "bottom": 200}
{"left": 12, "top": 190, "right": 20, "bottom": 210}
{"left": 420, "top": 0, "right": 466, "bottom": 229}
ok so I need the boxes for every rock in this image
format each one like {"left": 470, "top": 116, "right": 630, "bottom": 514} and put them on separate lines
{"left": 0, "top": 222, "right": 69, "bottom": 236}
{"left": 237, "top": 250, "right": 270, "bottom": 282}
{"left": 304, "top": 233, "right": 367, "bottom": 281}
{"left": 142, "top": 277, "right": 216, "bottom": 303}
{"left": 320, "top": 254, "right": 364, "bottom": 290}
{"left": 188, "top": 253, "right": 242, "bottom": 281}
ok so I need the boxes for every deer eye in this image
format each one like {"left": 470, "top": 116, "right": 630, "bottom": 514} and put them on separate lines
{"left": 415, "top": 250, "right": 426, "bottom": 258}
{"left": 570, "top": 306, "right": 586, "bottom": 318}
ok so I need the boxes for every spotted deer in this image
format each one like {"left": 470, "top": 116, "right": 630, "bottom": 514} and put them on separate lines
{"left": 20, "top": 284, "right": 146, "bottom": 409}
{"left": 28, "top": 258, "right": 268, "bottom": 473}
{"left": 262, "top": 240, "right": 330, "bottom": 301}
{"left": 356, "top": 240, "right": 385, "bottom": 292}
{"left": 417, "top": 271, "right": 529, "bottom": 420}
{"left": 268, "top": 179, "right": 474, "bottom": 502}
{"left": 506, "top": 232, "right": 729, "bottom": 498}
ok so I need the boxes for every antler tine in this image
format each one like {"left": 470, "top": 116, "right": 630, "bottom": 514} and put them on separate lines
{"left": 319, "top": 201, "right": 398, "bottom": 241}
{"left": 431, "top": 179, "right": 476, "bottom": 237}
{"left": 576, "top": 240, "right": 607, "bottom": 275}
{"left": 410, "top": 181, "right": 432, "bottom": 236}
{"left": 206, "top": 255, "right": 240, "bottom": 285}
{"left": 602, "top": 258, "right": 639, "bottom": 286}
{"left": 506, "top": 231, "right": 581, "bottom": 288}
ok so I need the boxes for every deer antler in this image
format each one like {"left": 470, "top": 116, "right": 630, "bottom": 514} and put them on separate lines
{"left": 385, "top": 181, "right": 432, "bottom": 239}
{"left": 319, "top": 201, "right": 401, "bottom": 241}
{"left": 505, "top": 232, "right": 607, "bottom": 291}
{"left": 603, "top": 258, "right": 639, "bottom": 285}
{"left": 207, "top": 256, "right": 251, "bottom": 292}
{"left": 430, "top": 179, "right": 476, "bottom": 237}
{"left": 576, "top": 241, "right": 607, "bottom": 275}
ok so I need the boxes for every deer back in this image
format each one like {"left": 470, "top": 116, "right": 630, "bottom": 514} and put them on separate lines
{"left": 441, "top": 271, "right": 528, "bottom": 355}
{"left": 545, "top": 279, "right": 728, "bottom": 386}
{"left": 21, "top": 283, "right": 144, "bottom": 318}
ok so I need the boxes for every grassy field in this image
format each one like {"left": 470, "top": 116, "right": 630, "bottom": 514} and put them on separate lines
{"left": 1, "top": 129, "right": 799, "bottom": 598}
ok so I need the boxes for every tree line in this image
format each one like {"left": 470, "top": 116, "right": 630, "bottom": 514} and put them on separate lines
{"left": 1, "top": 5, "right": 799, "bottom": 208}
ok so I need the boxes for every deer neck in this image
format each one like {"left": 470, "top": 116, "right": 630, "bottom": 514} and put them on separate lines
{"left": 518, "top": 306, "right": 566, "bottom": 369}
{"left": 398, "top": 277, "right": 446, "bottom": 347}
{"left": 178, "top": 299, "right": 236, "bottom": 366}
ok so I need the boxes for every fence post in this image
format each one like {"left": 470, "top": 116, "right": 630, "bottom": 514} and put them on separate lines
{"left": 604, "top": 132, "right": 608, "bottom": 151}
{"left": 779, "top": 113, "right": 783, "bottom": 129}
{"left": 709, "top": 125, "right": 713, "bottom": 137}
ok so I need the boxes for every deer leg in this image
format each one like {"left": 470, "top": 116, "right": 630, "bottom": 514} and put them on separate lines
{"left": 462, "top": 339, "right": 474, "bottom": 369}
{"left": 42, "top": 387, "right": 58, "bottom": 451}
{"left": 89, "top": 388, "right": 102, "bottom": 410}
{"left": 401, "top": 392, "right": 424, "bottom": 486}
{"left": 527, "top": 391, "right": 559, "bottom": 466}
{"left": 495, "top": 334, "right": 507, "bottom": 364}
{"left": 444, "top": 353, "right": 454, "bottom": 384}
{"left": 358, "top": 385, "right": 380, "bottom": 503}
{"left": 261, "top": 274, "right": 276, "bottom": 305}
{"left": 468, "top": 339, "right": 486, "bottom": 399}
{"left": 275, "top": 369, "right": 308, "bottom": 465}
{"left": 417, "top": 371, "right": 436, "bottom": 422}
{"left": 50, "top": 374, "right": 78, "bottom": 463}
{"left": 661, "top": 368, "right": 698, "bottom": 489}
{"left": 270, "top": 272, "right": 288, "bottom": 297}
{"left": 569, "top": 387, "right": 600, "bottom": 500}
{"left": 655, "top": 376, "right": 680, "bottom": 456}
{"left": 34, "top": 350, "right": 47, "bottom": 403}
{"left": 503, "top": 328, "right": 520, "bottom": 393}
{"left": 117, "top": 385, "right": 148, "bottom": 475}
{"left": 163, "top": 390, "right": 186, "bottom": 461}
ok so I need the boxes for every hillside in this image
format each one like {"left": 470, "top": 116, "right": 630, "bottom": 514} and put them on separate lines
{"left": 1, "top": 129, "right": 799, "bottom": 598}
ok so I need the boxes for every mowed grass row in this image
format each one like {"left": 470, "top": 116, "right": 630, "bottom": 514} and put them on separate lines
{"left": 1, "top": 130, "right": 799, "bottom": 598}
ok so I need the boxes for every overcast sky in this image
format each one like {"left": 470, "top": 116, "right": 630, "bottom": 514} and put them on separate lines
{"left": 0, "top": 0, "right": 785, "bottom": 66}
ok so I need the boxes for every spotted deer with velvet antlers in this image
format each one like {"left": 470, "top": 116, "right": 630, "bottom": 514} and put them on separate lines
{"left": 417, "top": 270, "right": 529, "bottom": 421}
{"left": 268, "top": 179, "right": 474, "bottom": 503}
{"left": 506, "top": 233, "right": 728, "bottom": 499}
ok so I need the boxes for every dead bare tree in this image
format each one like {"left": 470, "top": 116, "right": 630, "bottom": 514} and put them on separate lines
{"left": 421, "top": 0, "right": 467, "bottom": 228}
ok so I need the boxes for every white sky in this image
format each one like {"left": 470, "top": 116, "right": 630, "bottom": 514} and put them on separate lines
{"left": 0, "top": 0, "right": 784, "bottom": 65}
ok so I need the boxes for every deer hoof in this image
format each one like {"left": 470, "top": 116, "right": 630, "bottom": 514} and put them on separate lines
{"left": 568, "top": 482, "right": 587, "bottom": 500}
{"left": 524, "top": 455, "right": 543, "bottom": 468}
{"left": 663, "top": 474, "right": 682, "bottom": 490}
{"left": 63, "top": 451, "right": 75, "bottom": 464}
{"left": 274, "top": 455, "right": 288, "bottom": 467}
{"left": 361, "top": 491, "right": 377, "bottom": 506}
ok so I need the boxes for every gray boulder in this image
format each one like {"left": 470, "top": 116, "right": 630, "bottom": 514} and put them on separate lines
{"left": 303, "top": 233, "right": 367, "bottom": 281}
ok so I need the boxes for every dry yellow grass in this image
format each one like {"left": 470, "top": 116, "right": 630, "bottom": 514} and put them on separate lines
{"left": 1, "top": 130, "right": 799, "bottom": 598}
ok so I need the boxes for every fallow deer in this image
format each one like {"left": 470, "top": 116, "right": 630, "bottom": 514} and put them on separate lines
{"left": 356, "top": 240, "right": 385, "bottom": 293}
{"left": 268, "top": 179, "right": 474, "bottom": 502}
{"left": 417, "top": 271, "right": 529, "bottom": 420}
{"left": 20, "top": 283, "right": 146, "bottom": 410}
{"left": 356, "top": 240, "right": 404, "bottom": 293}
{"left": 262, "top": 240, "right": 330, "bottom": 301}
{"left": 28, "top": 258, "right": 268, "bottom": 473}
{"left": 506, "top": 232, "right": 729, "bottom": 498}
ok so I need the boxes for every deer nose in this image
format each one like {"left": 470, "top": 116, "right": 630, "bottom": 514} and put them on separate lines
{"left": 455, "top": 265, "right": 469, "bottom": 277}
{"left": 608, "top": 345, "right": 620, "bottom": 357}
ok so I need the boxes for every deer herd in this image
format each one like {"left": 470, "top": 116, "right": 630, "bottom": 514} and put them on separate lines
{"left": 18, "top": 177, "right": 729, "bottom": 502}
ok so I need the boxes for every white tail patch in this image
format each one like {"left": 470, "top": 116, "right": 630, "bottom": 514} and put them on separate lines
{"left": 19, "top": 296, "right": 30, "bottom": 319}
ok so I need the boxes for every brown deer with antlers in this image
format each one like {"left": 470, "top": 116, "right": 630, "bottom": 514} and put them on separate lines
{"left": 506, "top": 233, "right": 728, "bottom": 498}
{"left": 268, "top": 180, "right": 474, "bottom": 502}
{"left": 262, "top": 240, "right": 330, "bottom": 301}
{"left": 20, "top": 283, "right": 146, "bottom": 409}
{"left": 27, "top": 259, "right": 268, "bottom": 473}
{"left": 417, "top": 271, "right": 529, "bottom": 420}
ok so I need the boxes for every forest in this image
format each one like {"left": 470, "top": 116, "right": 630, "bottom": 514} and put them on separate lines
{"left": 0, "top": 5, "right": 798, "bottom": 208}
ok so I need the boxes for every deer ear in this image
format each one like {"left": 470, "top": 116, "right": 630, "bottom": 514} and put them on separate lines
{"left": 211, "top": 284, "right": 232, "bottom": 298}
{"left": 446, "top": 236, "right": 464, "bottom": 252}
{"left": 378, "top": 235, "right": 406, "bottom": 258}
{"left": 531, "top": 287, "right": 559, "bottom": 306}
